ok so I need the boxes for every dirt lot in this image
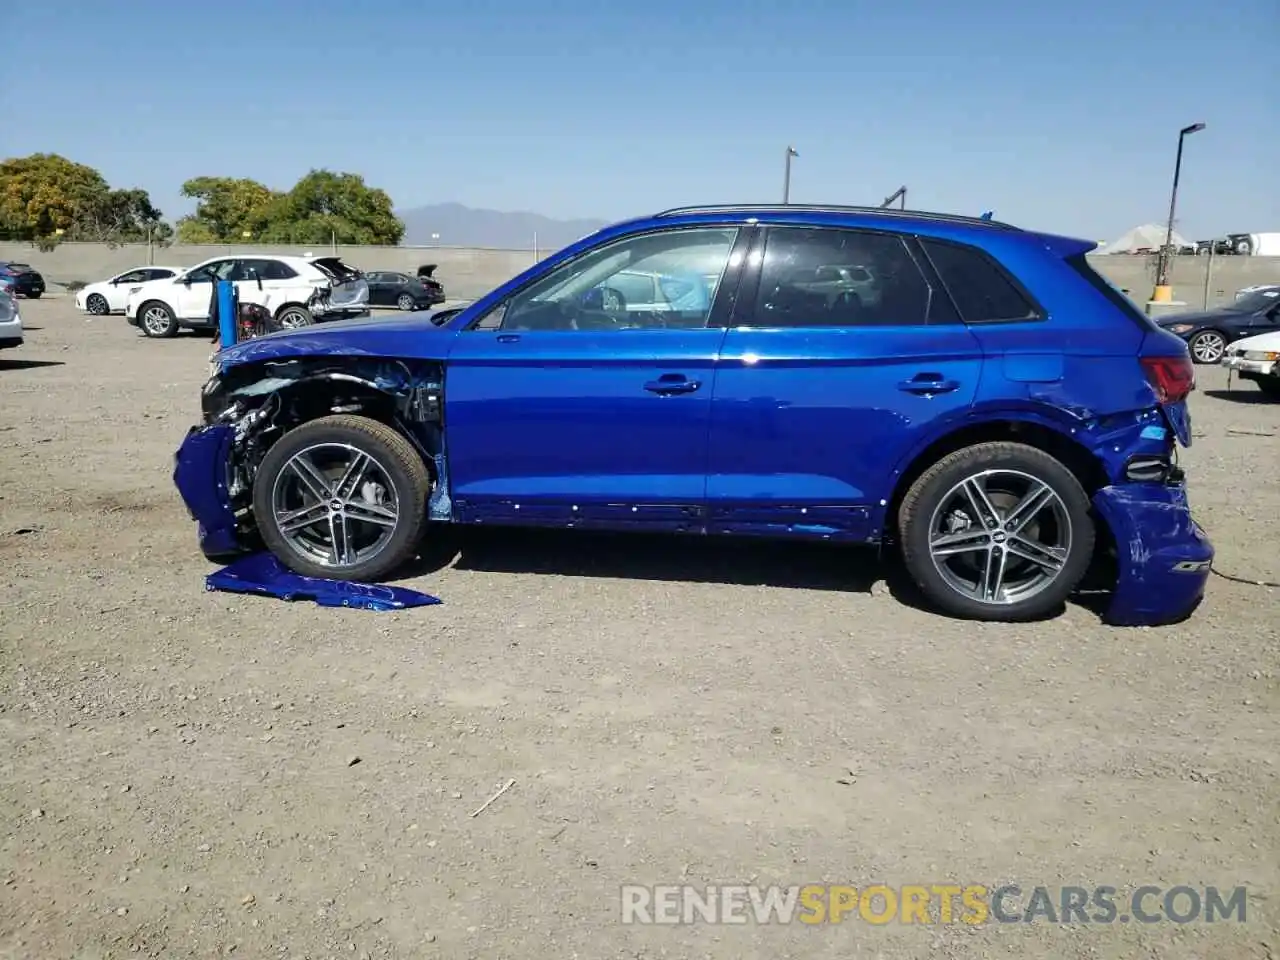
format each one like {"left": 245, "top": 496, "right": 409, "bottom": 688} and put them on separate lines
{"left": 1, "top": 297, "right": 1277, "bottom": 960}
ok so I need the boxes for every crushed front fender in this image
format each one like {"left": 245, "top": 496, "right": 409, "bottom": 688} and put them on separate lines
{"left": 205, "top": 553, "right": 441, "bottom": 610}
{"left": 1092, "top": 483, "right": 1213, "bottom": 627}
{"left": 173, "top": 424, "right": 246, "bottom": 560}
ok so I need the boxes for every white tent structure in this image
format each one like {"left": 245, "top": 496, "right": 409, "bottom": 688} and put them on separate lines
{"left": 1095, "top": 223, "right": 1192, "bottom": 255}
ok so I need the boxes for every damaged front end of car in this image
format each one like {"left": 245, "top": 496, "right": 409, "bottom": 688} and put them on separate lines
{"left": 173, "top": 356, "right": 451, "bottom": 562}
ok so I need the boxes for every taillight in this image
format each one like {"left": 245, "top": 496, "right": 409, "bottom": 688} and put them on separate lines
{"left": 1140, "top": 355, "right": 1195, "bottom": 404}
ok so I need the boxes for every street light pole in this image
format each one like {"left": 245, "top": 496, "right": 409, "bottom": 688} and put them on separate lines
{"left": 1152, "top": 121, "right": 1205, "bottom": 303}
{"left": 783, "top": 146, "right": 798, "bottom": 204}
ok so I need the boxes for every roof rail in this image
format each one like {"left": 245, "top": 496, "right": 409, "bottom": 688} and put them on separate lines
{"left": 652, "top": 203, "right": 1020, "bottom": 230}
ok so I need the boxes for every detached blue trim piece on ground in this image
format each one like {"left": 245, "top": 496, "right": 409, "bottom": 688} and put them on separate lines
{"left": 205, "top": 553, "right": 441, "bottom": 611}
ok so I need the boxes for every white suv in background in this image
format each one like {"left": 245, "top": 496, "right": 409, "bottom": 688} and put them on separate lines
{"left": 124, "top": 254, "right": 369, "bottom": 338}
{"left": 0, "top": 290, "right": 22, "bottom": 350}
{"left": 75, "top": 265, "right": 181, "bottom": 315}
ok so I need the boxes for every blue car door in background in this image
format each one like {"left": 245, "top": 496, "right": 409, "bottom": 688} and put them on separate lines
{"left": 445, "top": 225, "right": 748, "bottom": 526}
{"left": 705, "top": 225, "right": 984, "bottom": 541}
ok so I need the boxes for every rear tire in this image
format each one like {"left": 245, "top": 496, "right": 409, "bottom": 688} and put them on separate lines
{"left": 898, "top": 442, "right": 1094, "bottom": 622}
{"left": 252, "top": 415, "right": 431, "bottom": 582}
{"left": 397, "top": 293, "right": 415, "bottom": 311}
{"left": 276, "top": 304, "right": 314, "bottom": 328}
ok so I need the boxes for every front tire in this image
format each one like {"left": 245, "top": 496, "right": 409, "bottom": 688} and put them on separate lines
{"left": 1256, "top": 377, "right": 1280, "bottom": 400}
{"left": 138, "top": 301, "right": 178, "bottom": 338}
{"left": 1188, "top": 329, "right": 1226, "bottom": 364}
{"left": 86, "top": 293, "right": 110, "bottom": 315}
{"left": 898, "top": 442, "right": 1094, "bottom": 622}
{"left": 252, "top": 415, "right": 431, "bottom": 582}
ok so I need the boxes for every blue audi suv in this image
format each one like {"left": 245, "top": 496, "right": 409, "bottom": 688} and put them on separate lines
{"left": 175, "top": 204, "right": 1212, "bottom": 626}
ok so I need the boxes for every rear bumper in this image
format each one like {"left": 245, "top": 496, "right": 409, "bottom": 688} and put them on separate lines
{"left": 1092, "top": 483, "right": 1212, "bottom": 627}
{"left": 173, "top": 424, "right": 250, "bottom": 561}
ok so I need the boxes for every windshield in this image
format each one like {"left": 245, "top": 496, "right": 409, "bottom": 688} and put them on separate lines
{"left": 1230, "top": 289, "right": 1280, "bottom": 313}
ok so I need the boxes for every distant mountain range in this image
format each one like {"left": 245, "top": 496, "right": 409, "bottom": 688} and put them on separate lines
{"left": 398, "top": 202, "right": 610, "bottom": 250}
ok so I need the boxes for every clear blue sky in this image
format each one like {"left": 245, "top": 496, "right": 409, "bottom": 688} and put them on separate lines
{"left": 4, "top": 0, "right": 1276, "bottom": 242}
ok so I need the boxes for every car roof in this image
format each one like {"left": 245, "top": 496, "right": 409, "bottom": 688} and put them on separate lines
{"left": 588, "top": 204, "right": 1096, "bottom": 259}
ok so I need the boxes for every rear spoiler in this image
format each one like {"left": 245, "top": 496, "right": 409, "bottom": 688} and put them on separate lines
{"left": 417, "top": 264, "right": 437, "bottom": 278}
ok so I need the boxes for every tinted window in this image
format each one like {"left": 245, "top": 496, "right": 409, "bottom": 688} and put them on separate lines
{"left": 387, "top": 273, "right": 408, "bottom": 284}
{"left": 746, "top": 227, "right": 933, "bottom": 327}
{"left": 148, "top": 269, "right": 175, "bottom": 280}
{"left": 261, "top": 259, "right": 297, "bottom": 281}
{"left": 921, "top": 239, "right": 1040, "bottom": 323}
{"left": 115, "top": 270, "right": 148, "bottom": 283}
{"left": 482, "top": 227, "right": 740, "bottom": 332}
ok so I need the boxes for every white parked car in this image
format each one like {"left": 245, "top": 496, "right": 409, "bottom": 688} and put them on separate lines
{"left": 1221, "top": 328, "right": 1280, "bottom": 399}
{"left": 75, "top": 265, "right": 181, "bottom": 315}
{"left": 0, "top": 290, "right": 23, "bottom": 350}
{"left": 124, "top": 254, "right": 369, "bottom": 338}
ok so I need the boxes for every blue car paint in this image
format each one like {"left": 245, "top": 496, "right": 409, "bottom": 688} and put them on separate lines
{"left": 1092, "top": 484, "right": 1212, "bottom": 626}
{"left": 173, "top": 424, "right": 241, "bottom": 558}
{"left": 176, "top": 206, "right": 1213, "bottom": 626}
{"left": 206, "top": 552, "right": 441, "bottom": 610}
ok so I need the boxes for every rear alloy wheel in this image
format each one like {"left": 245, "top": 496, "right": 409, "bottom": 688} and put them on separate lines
{"left": 252, "top": 415, "right": 431, "bottom": 582}
{"left": 139, "top": 302, "right": 178, "bottom": 338}
{"left": 1188, "top": 330, "right": 1226, "bottom": 364}
{"left": 86, "top": 294, "right": 110, "bottom": 315}
{"left": 898, "top": 442, "right": 1094, "bottom": 622}
{"left": 276, "top": 305, "right": 314, "bottom": 329}
{"left": 397, "top": 293, "right": 416, "bottom": 311}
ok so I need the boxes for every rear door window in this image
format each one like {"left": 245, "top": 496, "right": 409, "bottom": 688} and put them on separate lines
{"left": 742, "top": 227, "right": 941, "bottom": 327}
{"left": 919, "top": 238, "right": 1042, "bottom": 323}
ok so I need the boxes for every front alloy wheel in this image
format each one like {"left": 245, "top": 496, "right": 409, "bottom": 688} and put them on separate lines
{"left": 252, "top": 415, "right": 431, "bottom": 582}
{"left": 1188, "top": 330, "right": 1226, "bottom": 364}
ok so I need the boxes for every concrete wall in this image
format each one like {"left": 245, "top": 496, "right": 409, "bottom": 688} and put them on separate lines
{"left": 4, "top": 241, "right": 1278, "bottom": 309}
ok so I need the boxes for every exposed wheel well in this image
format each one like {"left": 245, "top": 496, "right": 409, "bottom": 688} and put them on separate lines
{"left": 255, "top": 380, "right": 437, "bottom": 483}
{"left": 273, "top": 302, "right": 309, "bottom": 318}
{"left": 884, "top": 420, "right": 1110, "bottom": 544}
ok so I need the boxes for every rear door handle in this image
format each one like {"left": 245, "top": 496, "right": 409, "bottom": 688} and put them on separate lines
{"left": 644, "top": 374, "right": 701, "bottom": 395}
{"left": 898, "top": 374, "right": 960, "bottom": 395}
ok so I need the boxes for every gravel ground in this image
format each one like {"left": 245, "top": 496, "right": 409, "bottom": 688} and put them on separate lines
{"left": 1, "top": 297, "right": 1277, "bottom": 960}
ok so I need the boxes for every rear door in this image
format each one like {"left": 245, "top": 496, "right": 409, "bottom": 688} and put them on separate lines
{"left": 705, "top": 225, "right": 983, "bottom": 541}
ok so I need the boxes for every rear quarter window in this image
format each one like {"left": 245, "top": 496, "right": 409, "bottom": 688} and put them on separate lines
{"left": 919, "top": 238, "right": 1042, "bottom": 323}
{"left": 1062, "top": 252, "right": 1159, "bottom": 331}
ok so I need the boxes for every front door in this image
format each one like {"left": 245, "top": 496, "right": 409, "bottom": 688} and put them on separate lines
{"left": 444, "top": 225, "right": 749, "bottom": 527}
{"left": 705, "top": 225, "right": 983, "bottom": 541}
{"left": 174, "top": 259, "right": 236, "bottom": 321}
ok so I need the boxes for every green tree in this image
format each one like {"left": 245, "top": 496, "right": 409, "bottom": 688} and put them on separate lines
{"left": 0, "top": 154, "right": 171, "bottom": 246}
{"left": 175, "top": 176, "right": 280, "bottom": 243}
{"left": 257, "top": 170, "right": 404, "bottom": 245}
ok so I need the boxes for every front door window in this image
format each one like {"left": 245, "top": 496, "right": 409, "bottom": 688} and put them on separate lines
{"left": 472, "top": 227, "right": 741, "bottom": 332}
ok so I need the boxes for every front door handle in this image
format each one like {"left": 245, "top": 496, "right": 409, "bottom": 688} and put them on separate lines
{"left": 898, "top": 374, "right": 960, "bottom": 395}
{"left": 496, "top": 333, "right": 520, "bottom": 343}
{"left": 644, "top": 374, "right": 701, "bottom": 395}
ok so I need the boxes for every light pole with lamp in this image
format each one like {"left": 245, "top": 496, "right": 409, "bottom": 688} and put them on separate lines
{"left": 1152, "top": 121, "right": 1205, "bottom": 304}
{"left": 782, "top": 146, "right": 798, "bottom": 204}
